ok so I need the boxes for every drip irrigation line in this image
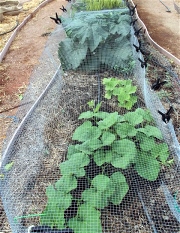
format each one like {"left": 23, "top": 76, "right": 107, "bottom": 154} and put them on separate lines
{"left": 97, "top": 73, "right": 101, "bottom": 104}
{"left": 0, "top": 20, "right": 19, "bottom": 36}
{"left": 0, "top": 101, "right": 33, "bottom": 114}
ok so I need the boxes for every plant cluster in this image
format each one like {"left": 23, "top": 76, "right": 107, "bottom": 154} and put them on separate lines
{"left": 103, "top": 77, "right": 137, "bottom": 109}
{"left": 83, "top": 0, "right": 124, "bottom": 11}
{"left": 59, "top": 9, "right": 135, "bottom": 73}
{"left": 41, "top": 105, "right": 170, "bottom": 232}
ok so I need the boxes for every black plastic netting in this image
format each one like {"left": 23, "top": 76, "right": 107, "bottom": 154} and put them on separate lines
{"left": 0, "top": 4, "right": 180, "bottom": 233}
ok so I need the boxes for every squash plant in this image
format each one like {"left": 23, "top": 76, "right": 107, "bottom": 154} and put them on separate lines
{"left": 103, "top": 77, "right": 137, "bottom": 109}
{"left": 59, "top": 9, "right": 135, "bottom": 73}
{"left": 83, "top": 0, "right": 124, "bottom": 11}
{"left": 40, "top": 107, "right": 170, "bottom": 232}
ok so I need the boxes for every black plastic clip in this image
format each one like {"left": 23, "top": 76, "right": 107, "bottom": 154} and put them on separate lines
{"left": 130, "top": 4, "right": 137, "bottom": 16}
{"left": 158, "top": 106, "right": 173, "bottom": 123}
{"left": 134, "top": 27, "right": 143, "bottom": 36}
{"left": 50, "top": 13, "right": 61, "bottom": 24}
{"left": 138, "top": 57, "right": 147, "bottom": 68}
{"left": 133, "top": 40, "right": 141, "bottom": 52}
{"left": 130, "top": 18, "right": 138, "bottom": 26}
{"left": 60, "top": 5, "right": 67, "bottom": 12}
{"left": 151, "top": 78, "right": 167, "bottom": 90}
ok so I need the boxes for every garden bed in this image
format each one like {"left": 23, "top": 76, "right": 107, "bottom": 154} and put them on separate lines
{"left": 0, "top": 2, "right": 180, "bottom": 233}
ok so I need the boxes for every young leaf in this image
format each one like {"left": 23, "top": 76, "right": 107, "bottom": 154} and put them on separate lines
{"left": 78, "top": 111, "right": 94, "bottom": 119}
{"left": 135, "top": 152, "right": 160, "bottom": 181}
{"left": 60, "top": 153, "right": 90, "bottom": 177}
{"left": 151, "top": 143, "right": 169, "bottom": 164}
{"left": 103, "top": 77, "right": 120, "bottom": 91}
{"left": 109, "top": 172, "right": 129, "bottom": 205}
{"left": 94, "top": 102, "right": 102, "bottom": 113}
{"left": 101, "top": 131, "right": 116, "bottom": 146}
{"left": 4, "top": 161, "right": 14, "bottom": 171}
{"left": 104, "top": 90, "right": 112, "bottom": 99}
{"left": 72, "top": 121, "right": 101, "bottom": 142}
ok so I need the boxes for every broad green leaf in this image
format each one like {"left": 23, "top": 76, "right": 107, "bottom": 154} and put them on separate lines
{"left": 67, "top": 145, "right": 80, "bottom": 159}
{"left": 59, "top": 38, "right": 88, "bottom": 70}
{"left": 97, "top": 112, "right": 118, "bottom": 130}
{"left": 137, "top": 125, "right": 163, "bottom": 140}
{"left": 72, "top": 121, "right": 101, "bottom": 142}
{"left": 109, "top": 172, "right": 129, "bottom": 205}
{"left": 117, "top": 115, "right": 125, "bottom": 122}
{"left": 41, "top": 205, "right": 65, "bottom": 229}
{"left": 94, "top": 111, "right": 110, "bottom": 119}
{"left": 82, "top": 175, "right": 114, "bottom": 209}
{"left": 55, "top": 175, "right": 77, "bottom": 193}
{"left": 75, "top": 143, "right": 93, "bottom": 154}
{"left": 135, "top": 152, "right": 160, "bottom": 181}
{"left": 115, "top": 122, "right": 137, "bottom": 138}
{"left": 112, "top": 139, "right": 137, "bottom": 155}
{"left": 60, "top": 153, "right": 90, "bottom": 177}
{"left": 78, "top": 111, "right": 94, "bottom": 119}
{"left": 68, "top": 204, "right": 102, "bottom": 233}
{"left": 140, "top": 137, "right": 156, "bottom": 151}
{"left": 111, "top": 151, "right": 135, "bottom": 169}
{"left": 77, "top": 203, "right": 101, "bottom": 219}
{"left": 75, "top": 139, "right": 103, "bottom": 154}
{"left": 82, "top": 188, "right": 109, "bottom": 209}
{"left": 93, "top": 150, "right": 112, "bottom": 166}
{"left": 88, "top": 138, "right": 103, "bottom": 150}
{"left": 101, "top": 131, "right": 116, "bottom": 145}
{"left": 151, "top": 143, "right": 169, "bottom": 163}
{"left": 135, "top": 108, "right": 153, "bottom": 122}
{"left": 111, "top": 139, "right": 137, "bottom": 169}
{"left": 91, "top": 174, "right": 110, "bottom": 192}
{"left": 124, "top": 111, "right": 144, "bottom": 126}
{"left": 46, "top": 185, "right": 72, "bottom": 210}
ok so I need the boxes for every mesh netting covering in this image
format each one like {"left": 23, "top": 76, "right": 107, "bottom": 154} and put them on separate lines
{"left": 0, "top": 5, "right": 180, "bottom": 233}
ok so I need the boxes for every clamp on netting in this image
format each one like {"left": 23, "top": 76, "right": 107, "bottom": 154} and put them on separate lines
{"left": 151, "top": 78, "right": 167, "bottom": 90}
{"left": 60, "top": 5, "right": 67, "bottom": 12}
{"left": 50, "top": 13, "right": 62, "bottom": 25}
{"left": 138, "top": 57, "right": 148, "bottom": 68}
{"left": 158, "top": 106, "right": 173, "bottom": 123}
